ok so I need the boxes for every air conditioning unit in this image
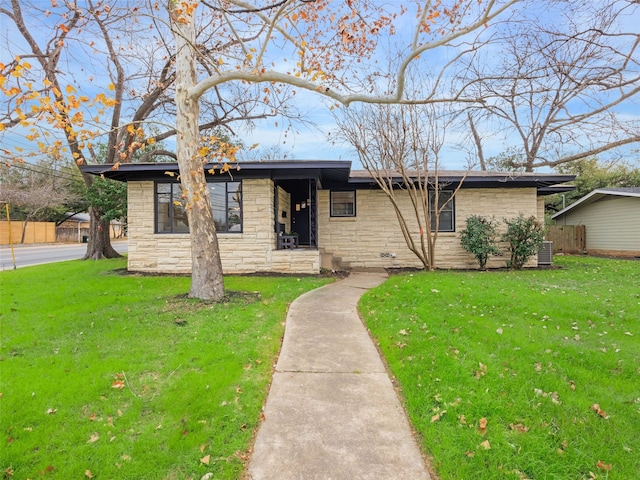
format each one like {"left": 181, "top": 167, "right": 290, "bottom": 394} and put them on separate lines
{"left": 538, "top": 241, "right": 553, "bottom": 266}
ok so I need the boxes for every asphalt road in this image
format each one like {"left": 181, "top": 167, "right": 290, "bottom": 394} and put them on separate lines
{"left": 0, "top": 240, "right": 128, "bottom": 270}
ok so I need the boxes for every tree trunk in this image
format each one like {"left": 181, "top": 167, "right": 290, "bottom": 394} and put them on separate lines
{"left": 82, "top": 206, "right": 121, "bottom": 260}
{"left": 20, "top": 216, "right": 29, "bottom": 244}
{"left": 171, "top": 2, "right": 225, "bottom": 301}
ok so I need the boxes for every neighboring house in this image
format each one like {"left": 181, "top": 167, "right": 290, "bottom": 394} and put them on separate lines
{"left": 551, "top": 187, "right": 640, "bottom": 257}
{"left": 80, "top": 161, "right": 574, "bottom": 273}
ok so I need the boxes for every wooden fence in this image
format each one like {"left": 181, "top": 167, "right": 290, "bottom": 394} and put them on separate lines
{"left": 0, "top": 221, "right": 56, "bottom": 244}
{"left": 546, "top": 225, "right": 586, "bottom": 254}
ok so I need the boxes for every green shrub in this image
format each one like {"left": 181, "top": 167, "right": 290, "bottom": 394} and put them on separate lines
{"left": 502, "top": 214, "right": 545, "bottom": 269}
{"left": 459, "top": 215, "right": 501, "bottom": 269}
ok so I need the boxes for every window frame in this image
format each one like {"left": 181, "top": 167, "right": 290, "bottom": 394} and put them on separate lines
{"left": 154, "top": 180, "right": 243, "bottom": 234}
{"left": 429, "top": 190, "right": 455, "bottom": 232}
{"left": 330, "top": 190, "right": 357, "bottom": 217}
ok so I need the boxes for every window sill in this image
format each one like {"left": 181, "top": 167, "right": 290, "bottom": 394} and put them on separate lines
{"left": 329, "top": 216, "right": 357, "bottom": 222}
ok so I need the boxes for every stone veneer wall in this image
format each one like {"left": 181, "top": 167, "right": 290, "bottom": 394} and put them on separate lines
{"left": 317, "top": 187, "right": 541, "bottom": 270}
{"left": 276, "top": 186, "right": 291, "bottom": 233}
{"left": 127, "top": 179, "right": 319, "bottom": 274}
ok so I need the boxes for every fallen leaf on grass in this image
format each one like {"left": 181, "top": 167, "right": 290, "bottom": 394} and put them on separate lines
{"left": 569, "top": 380, "right": 576, "bottom": 391}
{"left": 509, "top": 423, "right": 530, "bottom": 433}
{"left": 464, "top": 450, "right": 475, "bottom": 457}
{"left": 596, "top": 460, "right": 612, "bottom": 471}
{"left": 87, "top": 433, "right": 99, "bottom": 443}
{"left": 112, "top": 380, "right": 125, "bottom": 390}
{"left": 590, "top": 404, "right": 609, "bottom": 419}
{"left": 431, "top": 410, "right": 447, "bottom": 422}
{"left": 480, "top": 440, "right": 491, "bottom": 450}
{"left": 200, "top": 454, "right": 211, "bottom": 465}
{"left": 478, "top": 418, "right": 488, "bottom": 435}
{"left": 475, "top": 363, "right": 487, "bottom": 379}
{"left": 46, "top": 408, "right": 57, "bottom": 415}
{"left": 201, "top": 474, "right": 214, "bottom": 480}
{"left": 85, "top": 470, "right": 94, "bottom": 478}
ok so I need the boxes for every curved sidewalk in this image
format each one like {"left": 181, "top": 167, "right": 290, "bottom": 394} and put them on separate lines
{"left": 247, "top": 272, "right": 431, "bottom": 480}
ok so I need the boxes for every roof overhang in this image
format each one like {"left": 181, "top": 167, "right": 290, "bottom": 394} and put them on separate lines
{"left": 342, "top": 170, "right": 575, "bottom": 193}
{"left": 80, "top": 162, "right": 575, "bottom": 194}
{"left": 79, "top": 160, "right": 353, "bottom": 187}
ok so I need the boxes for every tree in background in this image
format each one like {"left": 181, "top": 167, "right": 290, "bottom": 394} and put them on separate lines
{"left": 546, "top": 157, "right": 640, "bottom": 214}
{"left": 464, "top": 1, "right": 639, "bottom": 172}
{"left": 0, "top": 159, "right": 81, "bottom": 242}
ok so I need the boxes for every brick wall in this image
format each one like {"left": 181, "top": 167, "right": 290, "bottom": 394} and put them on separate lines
{"left": 317, "top": 187, "right": 540, "bottom": 270}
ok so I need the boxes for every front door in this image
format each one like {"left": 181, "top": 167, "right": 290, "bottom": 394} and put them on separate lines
{"left": 291, "top": 186, "right": 311, "bottom": 245}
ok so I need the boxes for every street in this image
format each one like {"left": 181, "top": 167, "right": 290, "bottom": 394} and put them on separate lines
{"left": 0, "top": 240, "right": 128, "bottom": 270}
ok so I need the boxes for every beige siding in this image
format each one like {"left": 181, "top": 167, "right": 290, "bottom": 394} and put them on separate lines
{"left": 318, "top": 187, "right": 540, "bottom": 270}
{"left": 127, "top": 179, "right": 319, "bottom": 274}
{"left": 561, "top": 196, "right": 640, "bottom": 253}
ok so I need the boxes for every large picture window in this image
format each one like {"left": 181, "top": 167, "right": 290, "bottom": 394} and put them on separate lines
{"left": 330, "top": 191, "right": 356, "bottom": 217}
{"left": 429, "top": 190, "right": 455, "bottom": 232}
{"left": 155, "top": 181, "right": 242, "bottom": 233}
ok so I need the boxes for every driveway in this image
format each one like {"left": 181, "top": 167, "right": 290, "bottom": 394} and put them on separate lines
{"left": 0, "top": 240, "right": 128, "bottom": 270}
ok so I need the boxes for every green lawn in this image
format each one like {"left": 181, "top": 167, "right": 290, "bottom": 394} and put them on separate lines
{"left": 360, "top": 256, "right": 640, "bottom": 480}
{"left": 0, "top": 259, "right": 331, "bottom": 479}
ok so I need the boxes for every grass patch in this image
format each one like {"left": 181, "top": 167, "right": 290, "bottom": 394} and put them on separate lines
{"left": 360, "top": 256, "right": 640, "bottom": 480}
{"left": 1, "top": 259, "right": 331, "bottom": 479}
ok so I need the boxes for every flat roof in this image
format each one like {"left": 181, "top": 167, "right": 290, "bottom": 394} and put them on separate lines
{"left": 80, "top": 160, "right": 575, "bottom": 192}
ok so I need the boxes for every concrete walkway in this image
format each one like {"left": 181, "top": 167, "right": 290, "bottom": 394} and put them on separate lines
{"left": 247, "top": 272, "right": 431, "bottom": 480}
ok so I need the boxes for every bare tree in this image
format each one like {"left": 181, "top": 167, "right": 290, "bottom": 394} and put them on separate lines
{"left": 0, "top": 161, "right": 80, "bottom": 243}
{"left": 334, "top": 102, "right": 467, "bottom": 270}
{"left": 167, "top": 0, "right": 518, "bottom": 299}
{"left": 1, "top": 0, "right": 297, "bottom": 263}
{"left": 463, "top": 0, "right": 640, "bottom": 172}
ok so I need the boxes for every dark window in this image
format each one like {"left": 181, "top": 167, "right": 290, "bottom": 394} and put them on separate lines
{"left": 330, "top": 191, "right": 356, "bottom": 217}
{"left": 156, "top": 183, "right": 189, "bottom": 233}
{"left": 155, "top": 181, "right": 242, "bottom": 233}
{"left": 429, "top": 190, "right": 455, "bottom": 232}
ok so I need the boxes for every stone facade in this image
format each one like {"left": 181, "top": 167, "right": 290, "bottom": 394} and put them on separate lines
{"left": 127, "top": 180, "right": 541, "bottom": 274}
{"left": 317, "top": 187, "right": 540, "bottom": 270}
{"left": 127, "top": 179, "right": 319, "bottom": 274}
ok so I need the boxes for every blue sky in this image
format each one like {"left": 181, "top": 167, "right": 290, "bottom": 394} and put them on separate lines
{"left": 1, "top": 0, "right": 638, "bottom": 171}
